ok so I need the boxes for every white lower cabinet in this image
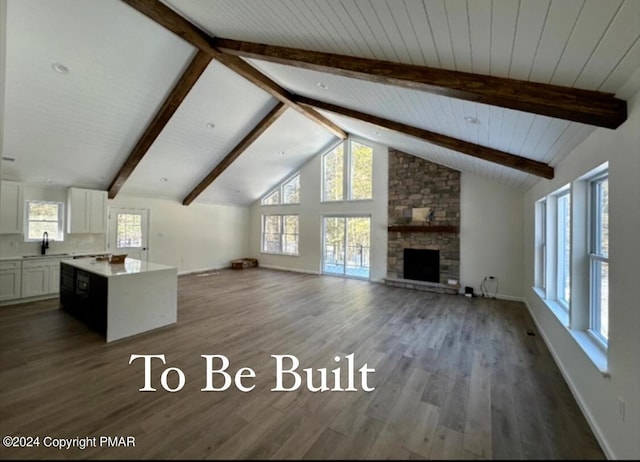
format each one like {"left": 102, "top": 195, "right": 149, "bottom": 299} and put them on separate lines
{"left": 21, "top": 258, "right": 67, "bottom": 298}
{"left": 21, "top": 261, "right": 49, "bottom": 298}
{"left": 49, "top": 263, "right": 61, "bottom": 295}
{"left": 0, "top": 260, "right": 22, "bottom": 302}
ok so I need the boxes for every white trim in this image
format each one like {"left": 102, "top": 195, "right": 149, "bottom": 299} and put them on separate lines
{"left": 523, "top": 298, "right": 615, "bottom": 460}
{"left": 177, "top": 265, "right": 227, "bottom": 276}
{"left": 493, "top": 293, "right": 525, "bottom": 302}
{"left": 258, "top": 264, "right": 320, "bottom": 275}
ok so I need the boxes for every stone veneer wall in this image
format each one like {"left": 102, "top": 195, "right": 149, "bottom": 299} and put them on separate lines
{"left": 387, "top": 149, "right": 461, "bottom": 284}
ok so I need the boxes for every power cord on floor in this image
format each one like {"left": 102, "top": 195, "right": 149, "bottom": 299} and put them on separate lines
{"left": 480, "top": 276, "right": 498, "bottom": 298}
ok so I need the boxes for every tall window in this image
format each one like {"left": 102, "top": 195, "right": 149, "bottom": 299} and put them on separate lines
{"left": 262, "top": 215, "right": 298, "bottom": 255}
{"left": 556, "top": 191, "right": 571, "bottom": 307}
{"left": 323, "top": 140, "right": 373, "bottom": 202}
{"left": 349, "top": 142, "right": 373, "bottom": 200}
{"left": 25, "top": 201, "right": 64, "bottom": 241}
{"left": 323, "top": 143, "right": 344, "bottom": 201}
{"left": 261, "top": 173, "right": 300, "bottom": 205}
{"left": 533, "top": 164, "right": 609, "bottom": 367}
{"left": 590, "top": 173, "right": 609, "bottom": 344}
{"left": 535, "top": 199, "right": 547, "bottom": 294}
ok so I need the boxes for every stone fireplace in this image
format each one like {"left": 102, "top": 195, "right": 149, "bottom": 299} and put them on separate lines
{"left": 385, "top": 149, "right": 460, "bottom": 294}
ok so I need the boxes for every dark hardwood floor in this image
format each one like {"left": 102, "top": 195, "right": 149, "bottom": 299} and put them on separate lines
{"left": 0, "top": 268, "right": 604, "bottom": 459}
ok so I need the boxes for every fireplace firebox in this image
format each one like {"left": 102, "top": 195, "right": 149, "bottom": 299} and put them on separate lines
{"left": 403, "top": 249, "right": 439, "bottom": 283}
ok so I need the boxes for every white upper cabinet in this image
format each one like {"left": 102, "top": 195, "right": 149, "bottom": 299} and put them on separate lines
{"left": 89, "top": 188, "right": 107, "bottom": 233}
{"left": 0, "top": 180, "right": 24, "bottom": 234}
{"left": 67, "top": 187, "right": 107, "bottom": 234}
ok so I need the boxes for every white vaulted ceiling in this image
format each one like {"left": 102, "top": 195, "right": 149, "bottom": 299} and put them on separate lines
{"left": 2, "top": 0, "right": 639, "bottom": 204}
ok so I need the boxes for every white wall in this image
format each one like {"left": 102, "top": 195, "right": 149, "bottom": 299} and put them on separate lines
{"left": 109, "top": 195, "right": 250, "bottom": 274}
{"left": 250, "top": 137, "right": 389, "bottom": 282}
{"left": 523, "top": 88, "right": 640, "bottom": 459}
{"left": 0, "top": 0, "right": 6, "bottom": 185}
{"left": 460, "top": 173, "right": 524, "bottom": 300}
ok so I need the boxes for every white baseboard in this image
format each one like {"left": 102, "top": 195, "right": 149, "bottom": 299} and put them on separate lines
{"left": 259, "top": 264, "right": 320, "bottom": 275}
{"left": 523, "top": 298, "right": 615, "bottom": 460}
{"left": 178, "top": 266, "right": 226, "bottom": 276}
{"left": 456, "top": 290, "right": 524, "bottom": 302}
{"left": 495, "top": 293, "right": 525, "bottom": 302}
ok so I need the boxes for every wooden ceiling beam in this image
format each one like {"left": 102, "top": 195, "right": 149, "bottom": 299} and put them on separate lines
{"left": 214, "top": 38, "right": 627, "bottom": 129}
{"left": 296, "top": 96, "right": 554, "bottom": 180}
{"left": 121, "top": 0, "right": 346, "bottom": 140}
{"left": 107, "top": 50, "right": 212, "bottom": 199}
{"left": 183, "top": 102, "right": 288, "bottom": 205}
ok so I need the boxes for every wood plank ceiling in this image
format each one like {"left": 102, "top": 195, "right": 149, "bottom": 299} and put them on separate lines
{"left": 2, "top": 0, "right": 639, "bottom": 203}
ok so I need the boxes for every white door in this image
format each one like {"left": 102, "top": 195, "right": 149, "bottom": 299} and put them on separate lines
{"left": 108, "top": 208, "right": 149, "bottom": 262}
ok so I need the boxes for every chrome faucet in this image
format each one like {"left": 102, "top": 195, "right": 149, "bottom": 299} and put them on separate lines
{"left": 41, "top": 232, "right": 49, "bottom": 255}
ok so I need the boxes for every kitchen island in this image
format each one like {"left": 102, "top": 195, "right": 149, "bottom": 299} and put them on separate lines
{"left": 60, "top": 258, "right": 177, "bottom": 342}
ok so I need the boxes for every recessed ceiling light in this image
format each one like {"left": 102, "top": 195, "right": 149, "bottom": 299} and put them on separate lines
{"left": 51, "top": 62, "right": 70, "bottom": 74}
{"left": 317, "top": 82, "right": 329, "bottom": 90}
{"left": 206, "top": 122, "right": 215, "bottom": 129}
{"left": 160, "top": 177, "right": 168, "bottom": 183}
{"left": 464, "top": 116, "right": 480, "bottom": 125}
{"left": 1, "top": 156, "right": 15, "bottom": 162}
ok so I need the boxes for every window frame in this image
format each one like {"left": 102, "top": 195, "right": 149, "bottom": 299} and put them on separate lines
{"left": 555, "top": 189, "right": 571, "bottom": 309}
{"left": 261, "top": 173, "right": 300, "bottom": 206}
{"left": 348, "top": 140, "right": 373, "bottom": 201}
{"left": 282, "top": 174, "right": 300, "bottom": 204}
{"left": 322, "top": 141, "right": 345, "bottom": 203}
{"left": 261, "top": 214, "right": 299, "bottom": 256}
{"left": 532, "top": 163, "right": 610, "bottom": 372}
{"left": 24, "top": 200, "right": 65, "bottom": 242}
{"left": 535, "top": 198, "right": 547, "bottom": 296}
{"left": 588, "top": 172, "right": 609, "bottom": 347}
{"left": 322, "top": 138, "right": 373, "bottom": 203}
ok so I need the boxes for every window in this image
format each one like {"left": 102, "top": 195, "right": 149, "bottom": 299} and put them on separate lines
{"left": 261, "top": 174, "right": 300, "bottom": 205}
{"left": 25, "top": 201, "right": 64, "bottom": 241}
{"left": 556, "top": 190, "right": 571, "bottom": 307}
{"left": 589, "top": 173, "right": 608, "bottom": 344}
{"left": 323, "top": 139, "right": 373, "bottom": 202}
{"left": 535, "top": 199, "right": 547, "bottom": 294}
{"left": 262, "top": 189, "right": 280, "bottom": 206}
{"left": 323, "top": 143, "right": 344, "bottom": 201}
{"left": 349, "top": 142, "right": 373, "bottom": 200}
{"left": 262, "top": 215, "right": 298, "bottom": 255}
{"left": 533, "top": 163, "right": 609, "bottom": 371}
{"left": 282, "top": 175, "right": 300, "bottom": 204}
{"left": 116, "top": 213, "right": 142, "bottom": 248}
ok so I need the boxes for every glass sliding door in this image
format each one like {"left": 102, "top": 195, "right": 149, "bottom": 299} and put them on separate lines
{"left": 322, "top": 216, "right": 370, "bottom": 279}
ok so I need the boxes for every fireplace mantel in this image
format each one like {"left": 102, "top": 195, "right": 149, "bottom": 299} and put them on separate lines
{"left": 387, "top": 225, "right": 459, "bottom": 233}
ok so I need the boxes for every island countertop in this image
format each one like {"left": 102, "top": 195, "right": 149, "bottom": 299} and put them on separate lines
{"left": 61, "top": 257, "right": 176, "bottom": 278}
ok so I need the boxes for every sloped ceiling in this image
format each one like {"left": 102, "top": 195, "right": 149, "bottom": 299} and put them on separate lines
{"left": 2, "top": 0, "right": 639, "bottom": 205}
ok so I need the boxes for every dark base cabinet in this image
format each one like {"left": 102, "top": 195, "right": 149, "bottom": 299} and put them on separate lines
{"left": 60, "top": 262, "right": 107, "bottom": 336}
